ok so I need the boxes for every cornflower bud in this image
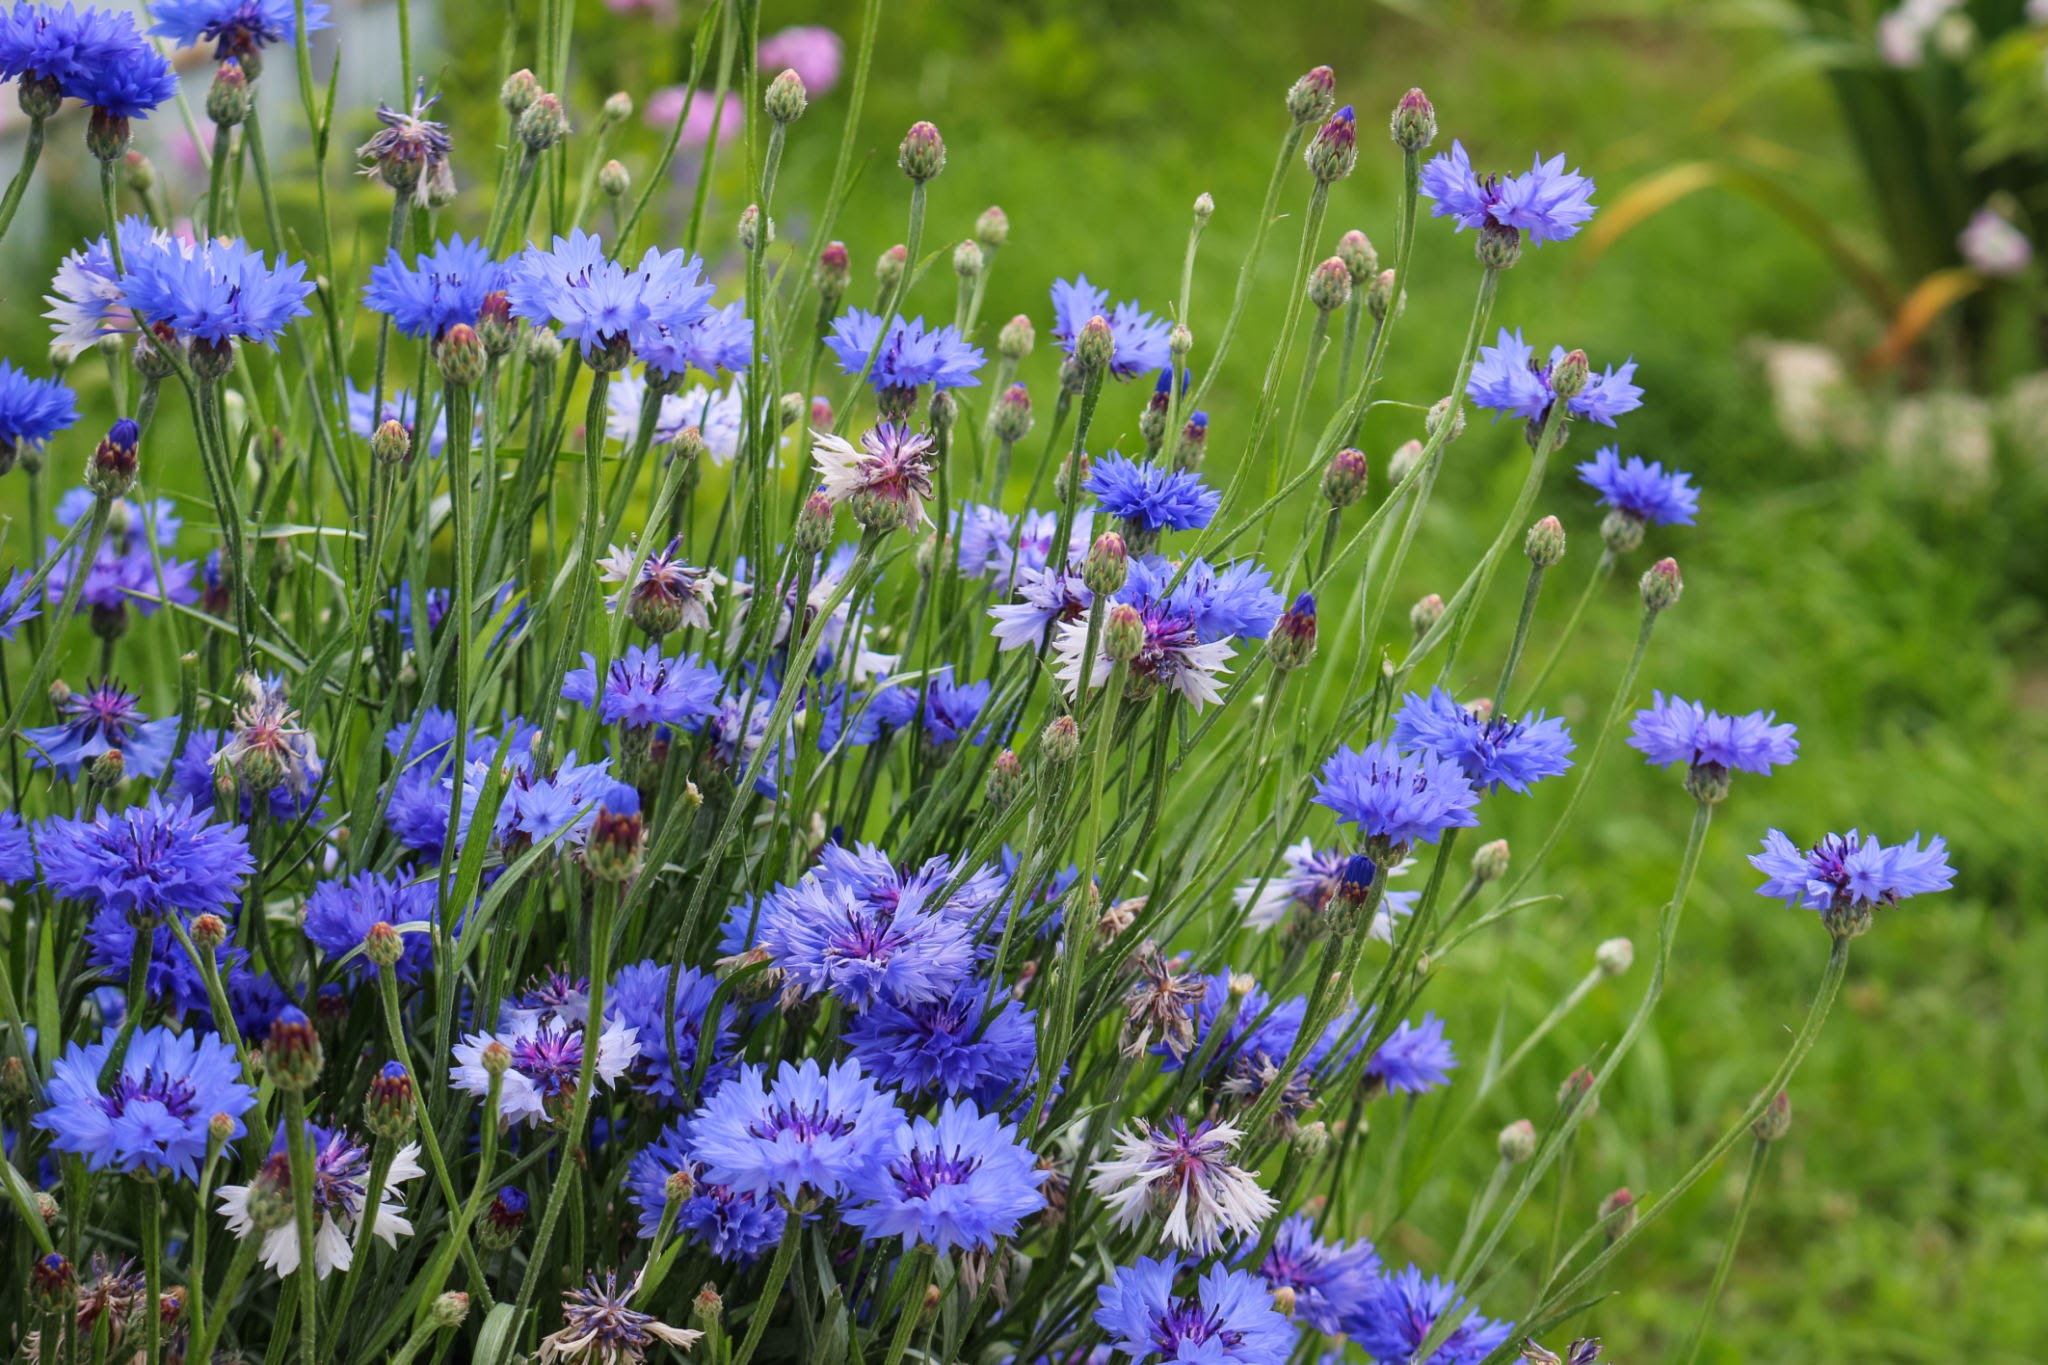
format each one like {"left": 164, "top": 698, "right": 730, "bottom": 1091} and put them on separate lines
{"left": 436, "top": 324, "right": 486, "bottom": 388}
{"left": 517, "top": 93, "right": 569, "bottom": 152}
{"left": 122, "top": 148, "right": 155, "bottom": 192}
{"left": 1041, "top": 714, "right": 1080, "bottom": 764}
{"left": 664, "top": 1169, "right": 696, "bottom": 1207}
{"left": 1075, "top": 316, "right": 1115, "bottom": 375}
{"left": 986, "top": 750, "right": 1024, "bottom": 810}
{"left": 1477, "top": 222, "right": 1522, "bottom": 270}
{"left": 738, "top": 204, "right": 773, "bottom": 252}
{"left": 976, "top": 204, "right": 1009, "bottom": 248}
{"left": 207, "top": 60, "right": 251, "bottom": 128}
{"left": 371, "top": 417, "right": 413, "bottom": 466}
{"left": 87, "top": 418, "right": 140, "bottom": 500}
{"left": 778, "top": 391, "right": 809, "bottom": 431}
{"left": 898, "top": 121, "right": 946, "bottom": 182}
{"left": 694, "top": 1284, "right": 724, "bottom": 1328}
{"left": 31, "top": 1252, "right": 76, "bottom": 1314}
{"left": 1822, "top": 899, "right": 1873, "bottom": 941}
{"left": 814, "top": 241, "right": 851, "bottom": 306}
{"left": 245, "top": 1153, "right": 296, "bottom": 1231}
{"left": 1557, "top": 1066, "right": 1599, "bottom": 1118}
{"left": 1598, "top": 1188, "right": 1636, "bottom": 1242}
{"left": 1267, "top": 593, "right": 1318, "bottom": 671}
{"left": 1599, "top": 509, "right": 1645, "bottom": 554}
{"left": 526, "top": 322, "right": 563, "bottom": 366}
{"left": 1525, "top": 515, "right": 1567, "bottom": 567}
{"left": 1169, "top": 325, "right": 1193, "bottom": 369}
{"left": 432, "top": 1292, "right": 471, "bottom": 1328}
{"left": 674, "top": 426, "right": 710, "bottom": 467}
{"left": 1639, "top": 557, "right": 1682, "bottom": 613}
{"left": 1366, "top": 268, "right": 1403, "bottom": 322}
{"left": 598, "top": 159, "right": 631, "bottom": 199}
{"left": 86, "top": 110, "right": 131, "bottom": 163}
{"left": 87, "top": 748, "right": 125, "bottom": 791}
{"left": 1498, "top": 1118, "right": 1538, "bottom": 1164}
{"left": 263, "top": 1007, "right": 323, "bottom": 1091}
{"left": 1307, "top": 257, "right": 1352, "bottom": 314}
{"left": 1293, "top": 1121, "right": 1330, "bottom": 1159}
{"left": 876, "top": 244, "right": 908, "bottom": 302}
{"left": 1425, "top": 395, "right": 1464, "bottom": 444}
{"left": 1595, "top": 938, "right": 1634, "bottom": 977}
{"left": 1139, "top": 385, "right": 1170, "bottom": 455}
{"left": 1752, "top": 1090, "right": 1793, "bottom": 1143}
{"left": 943, "top": 237, "right": 982, "bottom": 287}
{"left": 1472, "top": 838, "right": 1510, "bottom": 884}
{"left": 1337, "top": 229, "right": 1378, "bottom": 282}
{"left": 501, "top": 69, "right": 540, "bottom": 115}
{"left": 586, "top": 807, "right": 645, "bottom": 883}
{"left": 480, "top": 1187, "right": 528, "bottom": 1250}
{"left": 1315, "top": 449, "right": 1371, "bottom": 511}
{"left": 600, "top": 91, "right": 633, "bottom": 126}
{"left": 929, "top": 389, "right": 957, "bottom": 436}
{"left": 1104, "top": 604, "right": 1145, "bottom": 663}
{"left": 765, "top": 68, "right": 807, "bottom": 123}
{"left": 33, "top": 1190, "right": 58, "bottom": 1226}
{"left": 1409, "top": 592, "right": 1444, "bottom": 640}
{"left": 1286, "top": 66, "right": 1337, "bottom": 125}
{"left": 1173, "top": 411, "right": 1209, "bottom": 472}
{"left": 992, "top": 383, "right": 1033, "bottom": 443}
{"left": 481, "top": 1041, "right": 512, "bottom": 1078}
{"left": 1549, "top": 349, "right": 1591, "bottom": 401}
{"left": 1083, "top": 533, "right": 1129, "bottom": 597}
{"left": 363, "top": 919, "right": 404, "bottom": 969}
{"left": 998, "top": 314, "right": 1035, "bottom": 361}
{"left": 1306, "top": 105, "right": 1358, "bottom": 184}
{"left": 17, "top": 75, "right": 61, "bottom": 121}
{"left": 1193, "top": 191, "right": 1215, "bottom": 225}
{"left": 1390, "top": 87, "right": 1437, "bottom": 151}
{"left": 365, "top": 1060, "right": 416, "bottom": 1139}
{"left": 795, "top": 492, "right": 837, "bottom": 555}
{"left": 1272, "top": 1285, "right": 1297, "bottom": 1317}
{"left": 1054, "top": 450, "right": 1090, "bottom": 504}
{"left": 0, "top": 1053, "right": 25, "bottom": 1104}
{"left": 811, "top": 396, "right": 834, "bottom": 429}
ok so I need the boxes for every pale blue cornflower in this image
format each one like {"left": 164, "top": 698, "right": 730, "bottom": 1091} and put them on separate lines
{"left": 1421, "top": 141, "right": 1597, "bottom": 245}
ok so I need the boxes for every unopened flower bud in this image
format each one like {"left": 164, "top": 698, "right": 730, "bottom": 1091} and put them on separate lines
{"left": 207, "top": 60, "right": 251, "bottom": 128}
{"left": 1525, "top": 515, "right": 1567, "bottom": 567}
{"left": 997, "top": 314, "right": 1034, "bottom": 361}
{"left": 1083, "top": 533, "right": 1128, "bottom": 597}
{"left": 431, "top": 1291, "right": 470, "bottom": 1328}
{"left": 992, "top": 383, "right": 1033, "bottom": 443}
{"left": 662, "top": 1169, "right": 696, "bottom": 1207}
{"left": 481, "top": 1040, "right": 512, "bottom": 1078}
{"left": 1267, "top": 593, "right": 1318, "bottom": 671}
{"left": 1272, "top": 1285, "right": 1297, "bottom": 1317}
{"left": 1425, "top": 395, "right": 1464, "bottom": 444}
{"left": 795, "top": 491, "right": 836, "bottom": 555}
{"left": 1557, "top": 1066, "right": 1599, "bottom": 1118}
{"left": 898, "top": 121, "right": 946, "bottom": 182}
{"left": 244, "top": 1153, "right": 297, "bottom": 1230}
{"left": 1498, "top": 1118, "right": 1538, "bottom": 1164}
{"left": 876, "top": 244, "right": 908, "bottom": 296}
{"left": 526, "top": 322, "right": 563, "bottom": 367}
{"left": 598, "top": 158, "right": 631, "bottom": 199}
{"left": 694, "top": 1284, "right": 724, "bottom": 1327}
{"left": 1104, "top": 603, "right": 1145, "bottom": 663}
{"left": 33, "top": 1191, "right": 58, "bottom": 1226}
{"left": 1193, "top": 191, "right": 1215, "bottom": 225}
{"left": 86, "top": 110, "right": 131, "bottom": 163}
{"left": 369, "top": 417, "right": 412, "bottom": 466}
{"left": 953, "top": 238, "right": 984, "bottom": 281}
{"left": 1472, "top": 838, "right": 1510, "bottom": 884}
{"left": 1409, "top": 592, "right": 1444, "bottom": 640}
{"left": 1639, "top": 557, "right": 1682, "bottom": 613}
{"left": 0, "top": 1054, "right": 25, "bottom": 1104}
{"left": 1308, "top": 256, "right": 1353, "bottom": 313}
{"left": 1337, "top": 229, "right": 1378, "bottom": 282}
{"left": 1752, "top": 1090, "right": 1792, "bottom": 1143}
{"left": 31, "top": 1252, "right": 76, "bottom": 1313}
{"left": 363, "top": 919, "right": 404, "bottom": 969}
{"left": 1306, "top": 105, "right": 1359, "bottom": 184}
{"left": 365, "top": 1060, "right": 416, "bottom": 1139}
{"left": 813, "top": 241, "right": 851, "bottom": 306}
{"left": 1595, "top": 938, "right": 1634, "bottom": 976}
{"left": 1390, "top": 87, "right": 1437, "bottom": 152}
{"left": 595, "top": 90, "right": 632, "bottom": 126}
{"left": 208, "top": 1111, "right": 238, "bottom": 1146}
{"left": 436, "top": 324, "right": 486, "bottom": 388}
{"left": 811, "top": 396, "right": 833, "bottom": 429}
{"left": 1323, "top": 448, "right": 1370, "bottom": 507}
{"left": 1548, "top": 349, "right": 1591, "bottom": 401}
{"left": 1041, "top": 714, "right": 1080, "bottom": 764}
{"left": 738, "top": 204, "right": 773, "bottom": 252}
{"left": 263, "top": 1007, "right": 323, "bottom": 1091}
{"left": 1293, "top": 1120, "right": 1330, "bottom": 1158}
{"left": 87, "top": 418, "right": 140, "bottom": 499}
{"left": 986, "top": 750, "right": 1024, "bottom": 809}
{"left": 1286, "top": 66, "right": 1337, "bottom": 125}
{"left": 1075, "top": 316, "right": 1115, "bottom": 375}
{"left": 88, "top": 748, "right": 125, "bottom": 791}
{"left": 517, "top": 93, "right": 569, "bottom": 152}
{"left": 1598, "top": 1188, "right": 1636, "bottom": 1242}
{"left": 1366, "top": 269, "right": 1403, "bottom": 322}
{"left": 501, "top": 69, "right": 540, "bottom": 115}
{"left": 1172, "top": 411, "right": 1209, "bottom": 472}
{"left": 480, "top": 1187, "right": 528, "bottom": 1251}
{"left": 586, "top": 807, "right": 645, "bottom": 883}
{"left": 122, "top": 148, "right": 155, "bottom": 192}
{"left": 975, "top": 204, "right": 1009, "bottom": 248}
{"left": 765, "top": 68, "right": 807, "bottom": 123}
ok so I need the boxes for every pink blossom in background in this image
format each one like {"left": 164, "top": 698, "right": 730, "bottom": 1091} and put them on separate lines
{"left": 1958, "top": 207, "right": 2033, "bottom": 278}
{"left": 757, "top": 25, "right": 842, "bottom": 96}
{"left": 644, "top": 87, "right": 744, "bottom": 149}
{"left": 605, "top": 0, "right": 674, "bottom": 13}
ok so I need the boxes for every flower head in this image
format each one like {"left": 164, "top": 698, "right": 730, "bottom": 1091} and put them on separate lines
{"left": 356, "top": 84, "right": 453, "bottom": 204}
{"left": 1394, "top": 688, "right": 1574, "bottom": 795}
{"left": 302, "top": 870, "right": 437, "bottom": 982}
{"left": 451, "top": 1008, "right": 640, "bottom": 1128}
{"left": 823, "top": 310, "right": 984, "bottom": 393}
{"left": 688, "top": 1058, "right": 905, "bottom": 1203}
{"left": 606, "top": 375, "right": 745, "bottom": 459}
{"left": 1251, "top": 1213, "right": 1381, "bottom": 1335}
{"left": 1089, "top": 1116, "right": 1276, "bottom": 1253}
{"left": 1050, "top": 277, "right": 1173, "bottom": 380}
{"left": 811, "top": 423, "right": 937, "bottom": 530}
{"left": 1368, "top": 1014, "right": 1458, "bottom": 1094}
{"left": 844, "top": 1099, "right": 1047, "bottom": 1253}
{"left": 562, "top": 645, "right": 722, "bottom": 728}
{"left": 1751, "top": 830, "right": 1953, "bottom": 914}
{"left": 216, "top": 1121, "right": 424, "bottom": 1278}
{"left": 758, "top": 871, "right": 977, "bottom": 1011}
{"left": 0, "top": 359, "right": 78, "bottom": 458}
{"left": 1575, "top": 447, "right": 1698, "bottom": 527}
{"left": 1085, "top": 453, "right": 1220, "bottom": 540}
{"left": 119, "top": 234, "right": 315, "bottom": 346}
{"left": 1421, "top": 141, "right": 1596, "bottom": 246}
{"left": 148, "top": 0, "right": 329, "bottom": 60}
{"left": 38, "top": 793, "right": 253, "bottom": 920}
{"left": 607, "top": 961, "right": 738, "bottom": 1106}
{"left": 1095, "top": 1256, "right": 1295, "bottom": 1365}
{"left": 40, "top": 488, "right": 199, "bottom": 617}
{"left": 364, "top": 235, "right": 499, "bottom": 340}
{"left": 24, "top": 678, "right": 179, "bottom": 780}
{"left": 538, "top": 1272, "right": 701, "bottom": 1365}
{"left": 626, "top": 1119, "right": 787, "bottom": 1263}
{"left": 1343, "top": 1266, "right": 1513, "bottom": 1365}
{"left": 843, "top": 978, "right": 1037, "bottom": 1107}
{"left": 1233, "top": 840, "right": 1418, "bottom": 938}
{"left": 1312, "top": 739, "right": 1481, "bottom": 853}
{"left": 1628, "top": 693, "right": 1797, "bottom": 775}
{"left": 0, "top": 4, "right": 176, "bottom": 117}
{"left": 34, "top": 1025, "right": 254, "bottom": 1180}
{"left": 1467, "top": 330, "right": 1641, "bottom": 428}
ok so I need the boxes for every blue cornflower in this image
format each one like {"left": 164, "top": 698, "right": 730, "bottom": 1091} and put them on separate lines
{"left": 1250, "top": 1212, "right": 1381, "bottom": 1336}
{"left": 363, "top": 235, "right": 502, "bottom": 340}
{"left": 843, "top": 978, "right": 1037, "bottom": 1107}
{"left": 506, "top": 231, "right": 715, "bottom": 366}
{"left": 0, "top": 812, "right": 33, "bottom": 883}
{"left": 0, "top": 359, "right": 78, "bottom": 459}
{"left": 1368, "top": 1014, "right": 1458, "bottom": 1095}
{"left": 0, "top": 5, "right": 176, "bottom": 119}
{"left": 42, "top": 489, "right": 199, "bottom": 617}
{"left": 1628, "top": 692, "right": 1798, "bottom": 775}
{"left": 44, "top": 217, "right": 170, "bottom": 351}
{"left": 561, "top": 645, "right": 723, "bottom": 729}
{"left": 1313, "top": 739, "right": 1481, "bottom": 852}
{"left": 82, "top": 903, "right": 224, "bottom": 1017}
{"left": 677, "top": 301, "right": 754, "bottom": 375}
{"left": 607, "top": 961, "right": 738, "bottom": 1106}
{"left": 1085, "top": 453, "right": 1220, "bottom": 541}
{"left": 1234, "top": 839, "right": 1419, "bottom": 937}
{"left": 1125, "top": 556, "right": 1283, "bottom": 642}
{"left": 119, "top": 236, "right": 314, "bottom": 346}
{"left": 621, "top": 250, "right": 719, "bottom": 377}
{"left": 1420, "top": 141, "right": 1596, "bottom": 246}
{"left": 34, "top": 1025, "right": 254, "bottom": 1180}
{"left": 1751, "top": 830, "right": 1953, "bottom": 915}
{"left": 0, "top": 569, "right": 39, "bottom": 640}
{"left": 224, "top": 961, "right": 288, "bottom": 1040}
{"left": 1467, "top": 329, "right": 1642, "bottom": 429}
{"left": 1394, "top": 688, "right": 1574, "bottom": 795}
{"left": 758, "top": 872, "right": 977, "bottom": 1011}
{"left": 872, "top": 667, "right": 996, "bottom": 747}
{"left": 38, "top": 793, "right": 254, "bottom": 919}
{"left": 1576, "top": 446, "right": 1698, "bottom": 527}
{"left": 688, "top": 1058, "right": 906, "bottom": 1203}
{"left": 302, "top": 870, "right": 436, "bottom": 983}
{"left": 147, "top": 0, "right": 329, "bottom": 60}
{"left": 823, "top": 310, "right": 984, "bottom": 392}
{"left": 625, "top": 1119, "right": 787, "bottom": 1263}
{"left": 1050, "top": 276, "right": 1173, "bottom": 380}
{"left": 1343, "top": 1265, "right": 1513, "bottom": 1365}
{"left": 844, "top": 1099, "right": 1047, "bottom": 1253}
{"left": 1095, "top": 1256, "right": 1295, "bottom": 1365}
{"left": 24, "top": 678, "right": 180, "bottom": 779}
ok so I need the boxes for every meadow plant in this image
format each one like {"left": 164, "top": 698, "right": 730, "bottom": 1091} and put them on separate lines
{"left": 0, "top": 4, "right": 1954, "bottom": 1364}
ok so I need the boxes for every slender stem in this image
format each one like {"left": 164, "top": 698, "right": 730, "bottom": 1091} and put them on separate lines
{"left": 0, "top": 114, "right": 46, "bottom": 247}
{"left": 139, "top": 1179, "right": 162, "bottom": 1365}
{"left": 728, "top": 1203, "right": 804, "bottom": 1365}
{"left": 1495, "top": 560, "right": 1548, "bottom": 703}
{"left": 1518, "top": 548, "right": 1615, "bottom": 710}
{"left": 1678, "top": 1138, "right": 1773, "bottom": 1365}
{"left": 281, "top": 1090, "right": 321, "bottom": 1365}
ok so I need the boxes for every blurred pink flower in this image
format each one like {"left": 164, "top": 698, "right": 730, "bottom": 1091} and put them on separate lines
{"left": 645, "top": 87, "right": 743, "bottom": 149}
{"left": 757, "top": 25, "right": 841, "bottom": 96}
{"left": 605, "top": 0, "right": 674, "bottom": 12}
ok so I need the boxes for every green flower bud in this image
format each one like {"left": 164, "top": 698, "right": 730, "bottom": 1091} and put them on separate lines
{"left": 976, "top": 205, "right": 1009, "bottom": 248}
{"left": 1639, "top": 557, "right": 1682, "bottom": 613}
{"left": 1525, "top": 515, "right": 1567, "bottom": 567}
{"left": 898, "top": 121, "right": 946, "bottom": 183}
{"left": 1390, "top": 87, "right": 1437, "bottom": 152}
{"left": 1285, "top": 66, "right": 1337, "bottom": 126}
{"left": 765, "top": 69, "right": 807, "bottom": 124}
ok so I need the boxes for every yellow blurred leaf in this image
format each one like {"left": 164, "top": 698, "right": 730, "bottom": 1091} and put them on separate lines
{"left": 1862, "top": 268, "right": 1983, "bottom": 376}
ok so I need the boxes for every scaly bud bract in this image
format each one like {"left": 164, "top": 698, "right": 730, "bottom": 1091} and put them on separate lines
{"left": 765, "top": 69, "right": 807, "bottom": 123}
{"left": 1307, "top": 256, "right": 1352, "bottom": 313}
{"left": 1306, "top": 105, "right": 1359, "bottom": 184}
{"left": 898, "top": 121, "right": 946, "bottom": 182}
{"left": 1337, "top": 229, "right": 1378, "bottom": 282}
{"left": 1104, "top": 604, "right": 1145, "bottom": 663}
{"left": 1640, "top": 557, "right": 1682, "bottom": 613}
{"left": 1083, "top": 533, "right": 1129, "bottom": 597}
{"left": 1286, "top": 66, "right": 1337, "bottom": 126}
{"left": 1390, "top": 87, "right": 1437, "bottom": 151}
{"left": 1525, "top": 515, "right": 1567, "bottom": 567}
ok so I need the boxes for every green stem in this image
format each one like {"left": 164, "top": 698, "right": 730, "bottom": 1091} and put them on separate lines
{"left": 138, "top": 1179, "right": 162, "bottom": 1365}
{"left": 1677, "top": 1138, "right": 1773, "bottom": 1365}
{"left": 728, "top": 1202, "right": 804, "bottom": 1365}
{"left": 282, "top": 1089, "right": 321, "bottom": 1365}
{"left": 1517, "top": 548, "right": 1615, "bottom": 710}
{"left": 0, "top": 114, "right": 46, "bottom": 246}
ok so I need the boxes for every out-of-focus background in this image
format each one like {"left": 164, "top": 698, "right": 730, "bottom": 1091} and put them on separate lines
{"left": 4, "top": 0, "right": 2047, "bottom": 1357}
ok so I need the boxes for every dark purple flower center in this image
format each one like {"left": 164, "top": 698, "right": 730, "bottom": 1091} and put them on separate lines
{"left": 511, "top": 1024, "right": 585, "bottom": 1097}
{"left": 310, "top": 1130, "right": 371, "bottom": 1215}
{"left": 63, "top": 683, "right": 143, "bottom": 745}
{"left": 748, "top": 1100, "right": 857, "bottom": 1143}
{"left": 203, "top": 4, "right": 285, "bottom": 58}
{"left": 1153, "top": 1298, "right": 1241, "bottom": 1355}
{"left": 889, "top": 1145, "right": 982, "bottom": 1198}
{"left": 99, "top": 1067, "right": 198, "bottom": 1120}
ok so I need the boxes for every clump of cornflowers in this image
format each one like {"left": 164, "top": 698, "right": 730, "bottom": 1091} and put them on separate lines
{"left": 1577, "top": 446, "right": 1698, "bottom": 552}
{"left": 148, "top": 0, "right": 330, "bottom": 64}
{"left": 41, "top": 487, "right": 200, "bottom": 621}
{"left": 1467, "top": 329, "right": 1642, "bottom": 435}
{"left": 1089, "top": 1116, "right": 1276, "bottom": 1253}
{"left": 627, "top": 1122, "right": 787, "bottom": 1264}
{"left": 0, "top": 358, "right": 77, "bottom": 471}
{"left": 843, "top": 1099, "right": 1047, "bottom": 1252}
{"left": 216, "top": 1122, "right": 425, "bottom": 1277}
{"left": 25, "top": 676, "right": 178, "bottom": 779}
{"left": 1752, "top": 829, "right": 1953, "bottom": 937}
{"left": 1084, "top": 452, "right": 1220, "bottom": 554}
{"left": 1095, "top": 1256, "right": 1295, "bottom": 1365}
{"left": 1313, "top": 738, "right": 1481, "bottom": 856}
{"left": 1628, "top": 691, "right": 1798, "bottom": 803}
{"left": 505, "top": 228, "right": 716, "bottom": 372}
{"left": 118, "top": 233, "right": 316, "bottom": 358}
{"left": 0, "top": 3, "right": 178, "bottom": 151}
{"left": 1050, "top": 276, "right": 1172, "bottom": 380}
{"left": 1394, "top": 688, "right": 1575, "bottom": 795}
{"left": 34, "top": 1025, "right": 254, "bottom": 1179}
{"left": 689, "top": 1058, "right": 905, "bottom": 1204}
{"left": 843, "top": 978, "right": 1037, "bottom": 1107}
{"left": 823, "top": 310, "right": 983, "bottom": 417}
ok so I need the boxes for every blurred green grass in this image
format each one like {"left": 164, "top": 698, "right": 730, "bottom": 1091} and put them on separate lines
{"left": 5, "top": 0, "right": 2046, "bottom": 1356}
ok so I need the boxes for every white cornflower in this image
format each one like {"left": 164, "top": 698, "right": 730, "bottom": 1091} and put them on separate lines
{"left": 1088, "top": 1115, "right": 1276, "bottom": 1253}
